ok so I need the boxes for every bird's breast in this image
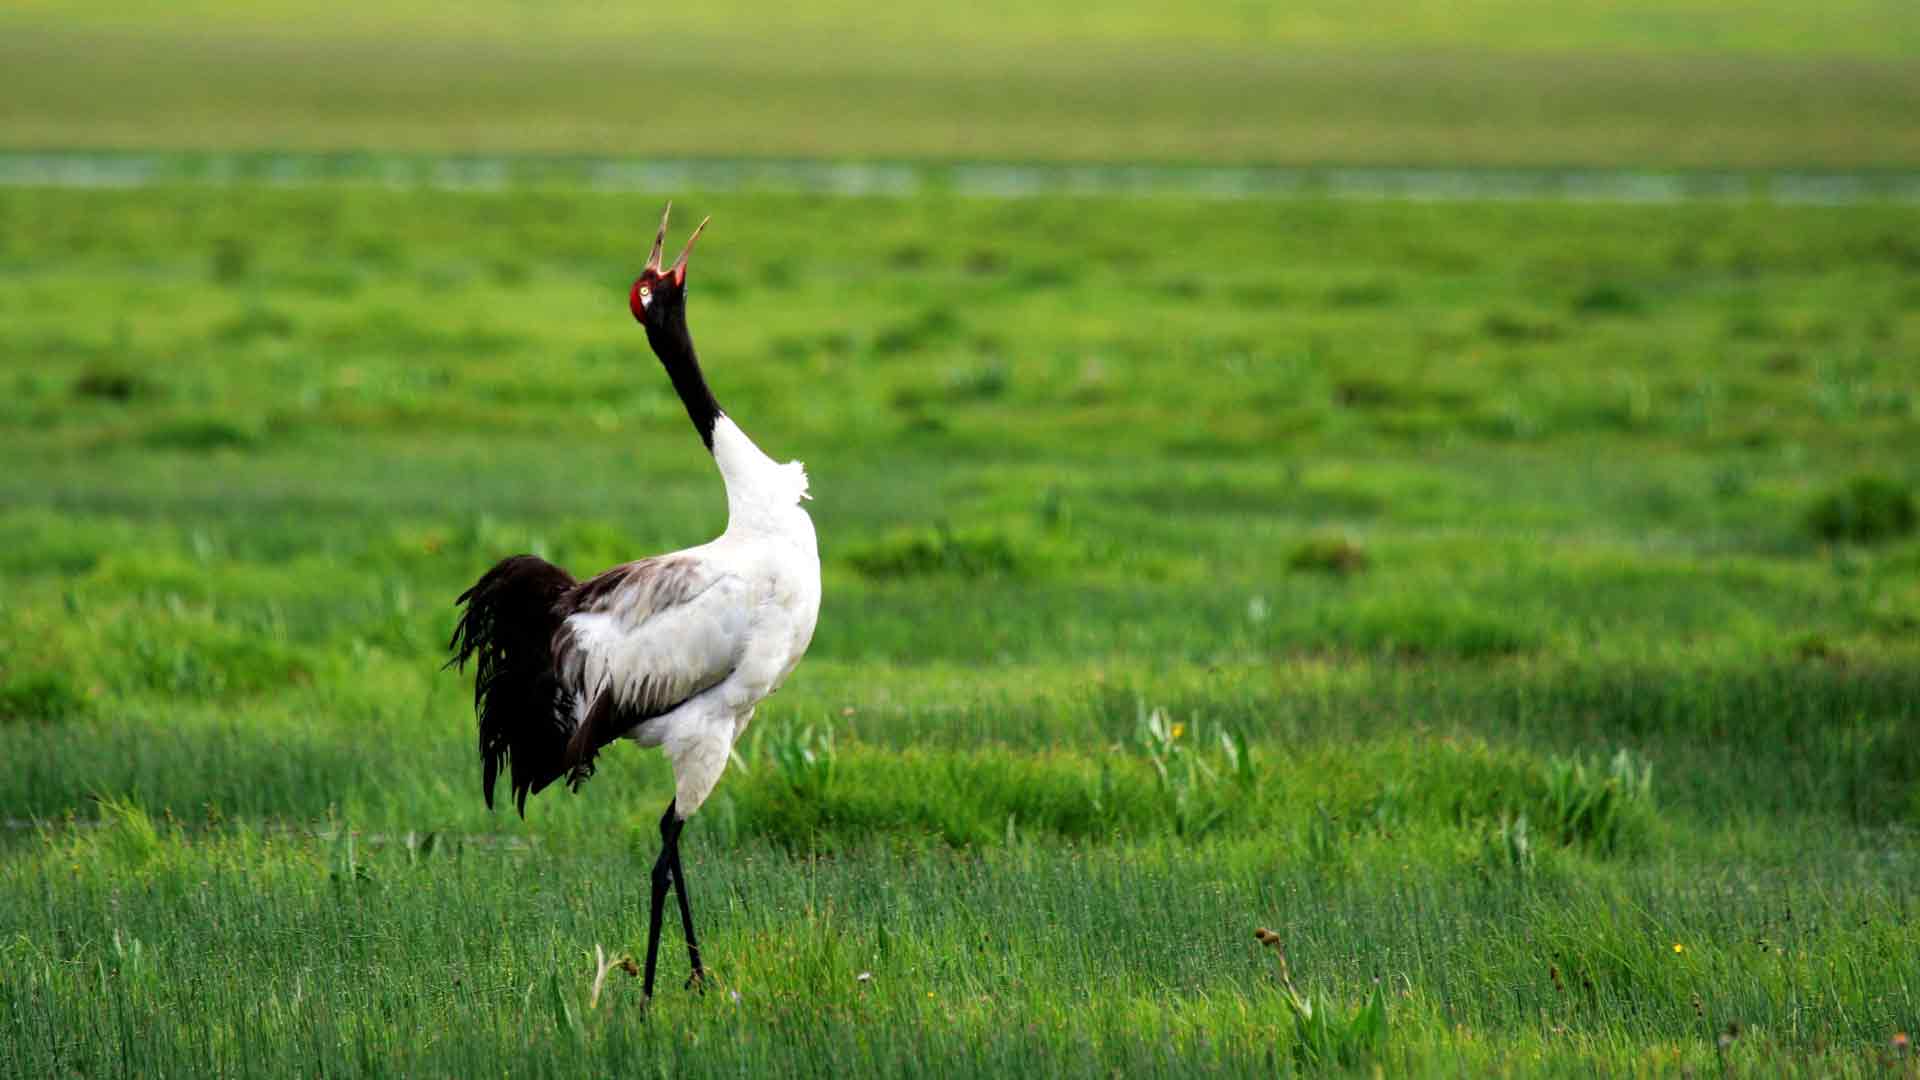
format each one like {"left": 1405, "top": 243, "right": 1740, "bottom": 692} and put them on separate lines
{"left": 750, "top": 538, "right": 821, "bottom": 695}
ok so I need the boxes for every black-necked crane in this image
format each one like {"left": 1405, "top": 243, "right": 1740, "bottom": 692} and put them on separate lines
{"left": 448, "top": 204, "right": 820, "bottom": 1000}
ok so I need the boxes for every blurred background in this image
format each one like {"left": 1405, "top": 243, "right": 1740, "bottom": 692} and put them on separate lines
{"left": 5, "top": 0, "right": 1919, "bottom": 166}
{"left": 2, "top": 2, "right": 1919, "bottom": 1074}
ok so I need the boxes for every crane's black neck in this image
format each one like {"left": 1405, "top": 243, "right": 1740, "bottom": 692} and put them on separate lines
{"left": 644, "top": 307, "right": 721, "bottom": 451}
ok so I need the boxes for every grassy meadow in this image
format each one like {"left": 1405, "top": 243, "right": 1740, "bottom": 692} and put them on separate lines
{"left": 1, "top": 184, "right": 1918, "bottom": 1074}
{"left": 6, "top": 0, "right": 1920, "bottom": 166}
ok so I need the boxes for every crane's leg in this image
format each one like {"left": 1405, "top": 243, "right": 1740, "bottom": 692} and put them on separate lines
{"left": 665, "top": 809, "right": 706, "bottom": 991}
{"left": 641, "top": 799, "right": 706, "bottom": 1000}
{"left": 641, "top": 799, "right": 677, "bottom": 1001}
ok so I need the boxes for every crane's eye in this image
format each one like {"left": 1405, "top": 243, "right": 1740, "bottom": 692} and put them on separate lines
{"left": 638, "top": 285, "right": 652, "bottom": 305}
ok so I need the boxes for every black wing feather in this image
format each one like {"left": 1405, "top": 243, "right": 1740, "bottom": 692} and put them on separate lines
{"left": 446, "top": 554, "right": 577, "bottom": 816}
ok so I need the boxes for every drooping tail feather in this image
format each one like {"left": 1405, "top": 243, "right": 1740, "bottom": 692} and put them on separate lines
{"left": 446, "top": 554, "right": 577, "bottom": 816}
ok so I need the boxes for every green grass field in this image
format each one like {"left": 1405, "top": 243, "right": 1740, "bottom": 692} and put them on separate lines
{"left": 2, "top": 184, "right": 1918, "bottom": 1074}
{"left": 6, "top": 0, "right": 1920, "bottom": 167}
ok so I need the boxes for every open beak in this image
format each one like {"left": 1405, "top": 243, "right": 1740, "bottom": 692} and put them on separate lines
{"left": 644, "top": 202, "right": 711, "bottom": 287}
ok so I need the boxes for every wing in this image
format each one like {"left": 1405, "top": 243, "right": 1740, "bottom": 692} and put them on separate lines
{"left": 553, "top": 555, "right": 751, "bottom": 781}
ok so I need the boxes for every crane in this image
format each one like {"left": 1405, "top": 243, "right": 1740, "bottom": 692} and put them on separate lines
{"left": 448, "top": 203, "right": 820, "bottom": 1001}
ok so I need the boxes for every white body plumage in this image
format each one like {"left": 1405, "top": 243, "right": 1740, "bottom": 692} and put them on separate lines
{"left": 558, "top": 416, "right": 818, "bottom": 817}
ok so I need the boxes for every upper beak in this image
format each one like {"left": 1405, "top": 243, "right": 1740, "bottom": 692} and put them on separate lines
{"left": 644, "top": 201, "right": 711, "bottom": 286}
{"left": 643, "top": 202, "right": 671, "bottom": 275}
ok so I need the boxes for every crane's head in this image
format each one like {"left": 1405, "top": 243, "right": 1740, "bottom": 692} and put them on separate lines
{"left": 629, "top": 202, "right": 708, "bottom": 330}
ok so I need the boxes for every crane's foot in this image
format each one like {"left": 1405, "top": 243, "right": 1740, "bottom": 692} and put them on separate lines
{"left": 685, "top": 968, "right": 707, "bottom": 994}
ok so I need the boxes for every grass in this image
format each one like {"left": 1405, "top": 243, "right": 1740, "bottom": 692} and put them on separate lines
{"left": 18, "top": 0, "right": 1920, "bottom": 55}
{"left": 4, "top": 2, "right": 1920, "bottom": 167}
{"left": 2, "top": 184, "right": 1918, "bottom": 1074}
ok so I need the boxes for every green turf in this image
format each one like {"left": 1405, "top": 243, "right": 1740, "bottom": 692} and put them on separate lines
{"left": 23, "top": 0, "right": 1920, "bottom": 54}
{"left": 5, "top": 2, "right": 1920, "bottom": 167}
{"left": 2, "top": 186, "right": 1918, "bottom": 1074}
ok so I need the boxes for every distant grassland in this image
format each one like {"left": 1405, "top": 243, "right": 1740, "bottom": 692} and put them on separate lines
{"left": 18, "top": 0, "right": 1920, "bottom": 55}
{"left": 2, "top": 185, "right": 1919, "bottom": 1073}
{"left": 4, "top": 0, "right": 1920, "bottom": 167}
